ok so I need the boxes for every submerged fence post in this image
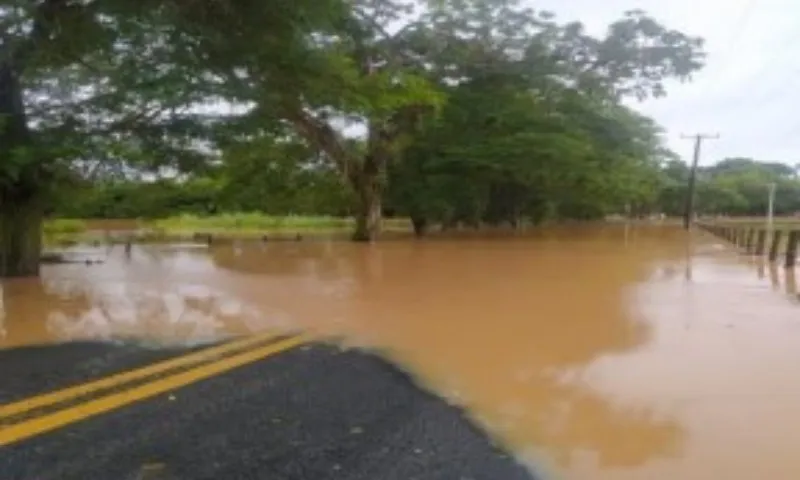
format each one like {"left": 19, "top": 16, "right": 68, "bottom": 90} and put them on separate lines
{"left": 745, "top": 228, "right": 755, "bottom": 251}
{"left": 755, "top": 229, "right": 767, "bottom": 255}
{"left": 786, "top": 231, "right": 799, "bottom": 268}
{"left": 769, "top": 230, "right": 783, "bottom": 263}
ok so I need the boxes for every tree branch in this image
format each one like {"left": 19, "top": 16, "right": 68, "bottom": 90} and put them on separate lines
{"left": 11, "top": 0, "right": 69, "bottom": 71}
{"left": 281, "top": 104, "right": 355, "bottom": 180}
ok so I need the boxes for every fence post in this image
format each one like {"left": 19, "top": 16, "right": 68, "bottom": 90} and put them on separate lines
{"left": 755, "top": 229, "right": 767, "bottom": 255}
{"left": 745, "top": 228, "right": 755, "bottom": 251}
{"left": 785, "top": 230, "right": 798, "bottom": 268}
{"left": 769, "top": 230, "right": 783, "bottom": 263}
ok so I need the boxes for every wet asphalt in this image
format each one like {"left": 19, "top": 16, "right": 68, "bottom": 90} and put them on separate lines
{"left": 0, "top": 341, "right": 539, "bottom": 480}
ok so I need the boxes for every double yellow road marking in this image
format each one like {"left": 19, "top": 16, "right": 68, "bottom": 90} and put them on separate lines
{"left": 0, "top": 332, "right": 308, "bottom": 446}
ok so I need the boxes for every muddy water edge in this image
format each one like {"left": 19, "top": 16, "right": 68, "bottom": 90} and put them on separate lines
{"left": 2, "top": 224, "right": 800, "bottom": 479}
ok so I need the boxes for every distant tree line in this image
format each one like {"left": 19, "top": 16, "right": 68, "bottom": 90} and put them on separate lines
{"left": 659, "top": 158, "right": 800, "bottom": 217}
{"left": 54, "top": 156, "right": 800, "bottom": 223}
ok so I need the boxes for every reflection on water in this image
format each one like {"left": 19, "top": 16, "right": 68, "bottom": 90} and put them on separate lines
{"left": 2, "top": 225, "right": 800, "bottom": 479}
{"left": 786, "top": 268, "right": 797, "bottom": 298}
{"left": 0, "top": 246, "right": 294, "bottom": 349}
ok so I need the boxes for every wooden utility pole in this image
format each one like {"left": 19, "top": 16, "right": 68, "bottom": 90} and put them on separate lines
{"left": 767, "top": 182, "right": 776, "bottom": 234}
{"left": 681, "top": 133, "right": 720, "bottom": 230}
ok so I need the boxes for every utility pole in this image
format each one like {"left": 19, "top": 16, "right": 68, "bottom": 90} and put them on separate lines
{"left": 681, "top": 133, "right": 720, "bottom": 230}
{"left": 767, "top": 182, "right": 776, "bottom": 234}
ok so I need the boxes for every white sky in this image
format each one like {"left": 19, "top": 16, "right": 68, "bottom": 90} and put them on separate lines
{"left": 531, "top": 0, "right": 800, "bottom": 167}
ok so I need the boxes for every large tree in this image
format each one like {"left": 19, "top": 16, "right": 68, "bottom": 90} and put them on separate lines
{"left": 386, "top": 1, "right": 704, "bottom": 231}
{"left": 195, "top": 0, "right": 442, "bottom": 241}
{"left": 1, "top": 0, "right": 206, "bottom": 276}
{"left": 0, "top": 0, "right": 345, "bottom": 277}
{"left": 0, "top": 0, "right": 84, "bottom": 277}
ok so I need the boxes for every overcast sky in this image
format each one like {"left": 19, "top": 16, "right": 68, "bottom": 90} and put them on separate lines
{"left": 531, "top": 0, "right": 799, "bottom": 166}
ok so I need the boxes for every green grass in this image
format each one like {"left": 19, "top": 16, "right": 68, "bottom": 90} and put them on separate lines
{"left": 36, "top": 214, "right": 413, "bottom": 245}
{"left": 43, "top": 218, "right": 88, "bottom": 235}
{"left": 41, "top": 219, "right": 88, "bottom": 247}
{"left": 152, "top": 213, "right": 350, "bottom": 232}
{"left": 147, "top": 213, "right": 411, "bottom": 237}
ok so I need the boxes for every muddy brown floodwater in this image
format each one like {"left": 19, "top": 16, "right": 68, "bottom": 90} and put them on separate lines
{"left": 2, "top": 224, "right": 800, "bottom": 479}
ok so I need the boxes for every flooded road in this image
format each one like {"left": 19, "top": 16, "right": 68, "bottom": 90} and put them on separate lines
{"left": 2, "top": 225, "right": 799, "bottom": 479}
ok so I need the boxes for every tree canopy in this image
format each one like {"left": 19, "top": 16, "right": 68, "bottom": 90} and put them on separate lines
{"left": 1, "top": 0, "right": 710, "bottom": 276}
{"left": 659, "top": 157, "right": 800, "bottom": 217}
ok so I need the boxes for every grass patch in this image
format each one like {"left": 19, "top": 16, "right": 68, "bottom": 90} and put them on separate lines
{"left": 147, "top": 213, "right": 411, "bottom": 236}
{"left": 34, "top": 214, "right": 412, "bottom": 246}
{"left": 41, "top": 219, "right": 88, "bottom": 247}
{"left": 152, "top": 213, "right": 350, "bottom": 232}
{"left": 43, "top": 218, "right": 87, "bottom": 235}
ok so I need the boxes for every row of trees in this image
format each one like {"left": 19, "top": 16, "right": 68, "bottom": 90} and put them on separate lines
{"left": 1, "top": 0, "right": 707, "bottom": 276}
{"left": 56, "top": 156, "right": 800, "bottom": 222}
{"left": 659, "top": 158, "right": 800, "bottom": 217}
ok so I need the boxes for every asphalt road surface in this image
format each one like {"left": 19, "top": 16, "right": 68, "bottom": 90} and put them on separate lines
{"left": 0, "top": 338, "right": 539, "bottom": 480}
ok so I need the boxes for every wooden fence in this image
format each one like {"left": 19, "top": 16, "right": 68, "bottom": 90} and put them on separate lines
{"left": 698, "top": 224, "right": 799, "bottom": 268}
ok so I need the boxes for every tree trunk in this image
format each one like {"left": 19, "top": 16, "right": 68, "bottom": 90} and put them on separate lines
{"left": 0, "top": 57, "right": 44, "bottom": 278}
{"left": 411, "top": 216, "right": 428, "bottom": 237}
{"left": 352, "top": 174, "right": 382, "bottom": 242}
{"left": 0, "top": 196, "right": 43, "bottom": 277}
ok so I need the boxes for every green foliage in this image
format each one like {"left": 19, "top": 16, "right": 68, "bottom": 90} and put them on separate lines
{"left": 657, "top": 157, "right": 800, "bottom": 216}
{"left": 215, "top": 137, "right": 354, "bottom": 216}
{"left": 53, "top": 178, "right": 220, "bottom": 219}
{"left": 386, "top": 1, "right": 686, "bottom": 229}
{"left": 4, "top": 0, "right": 710, "bottom": 253}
